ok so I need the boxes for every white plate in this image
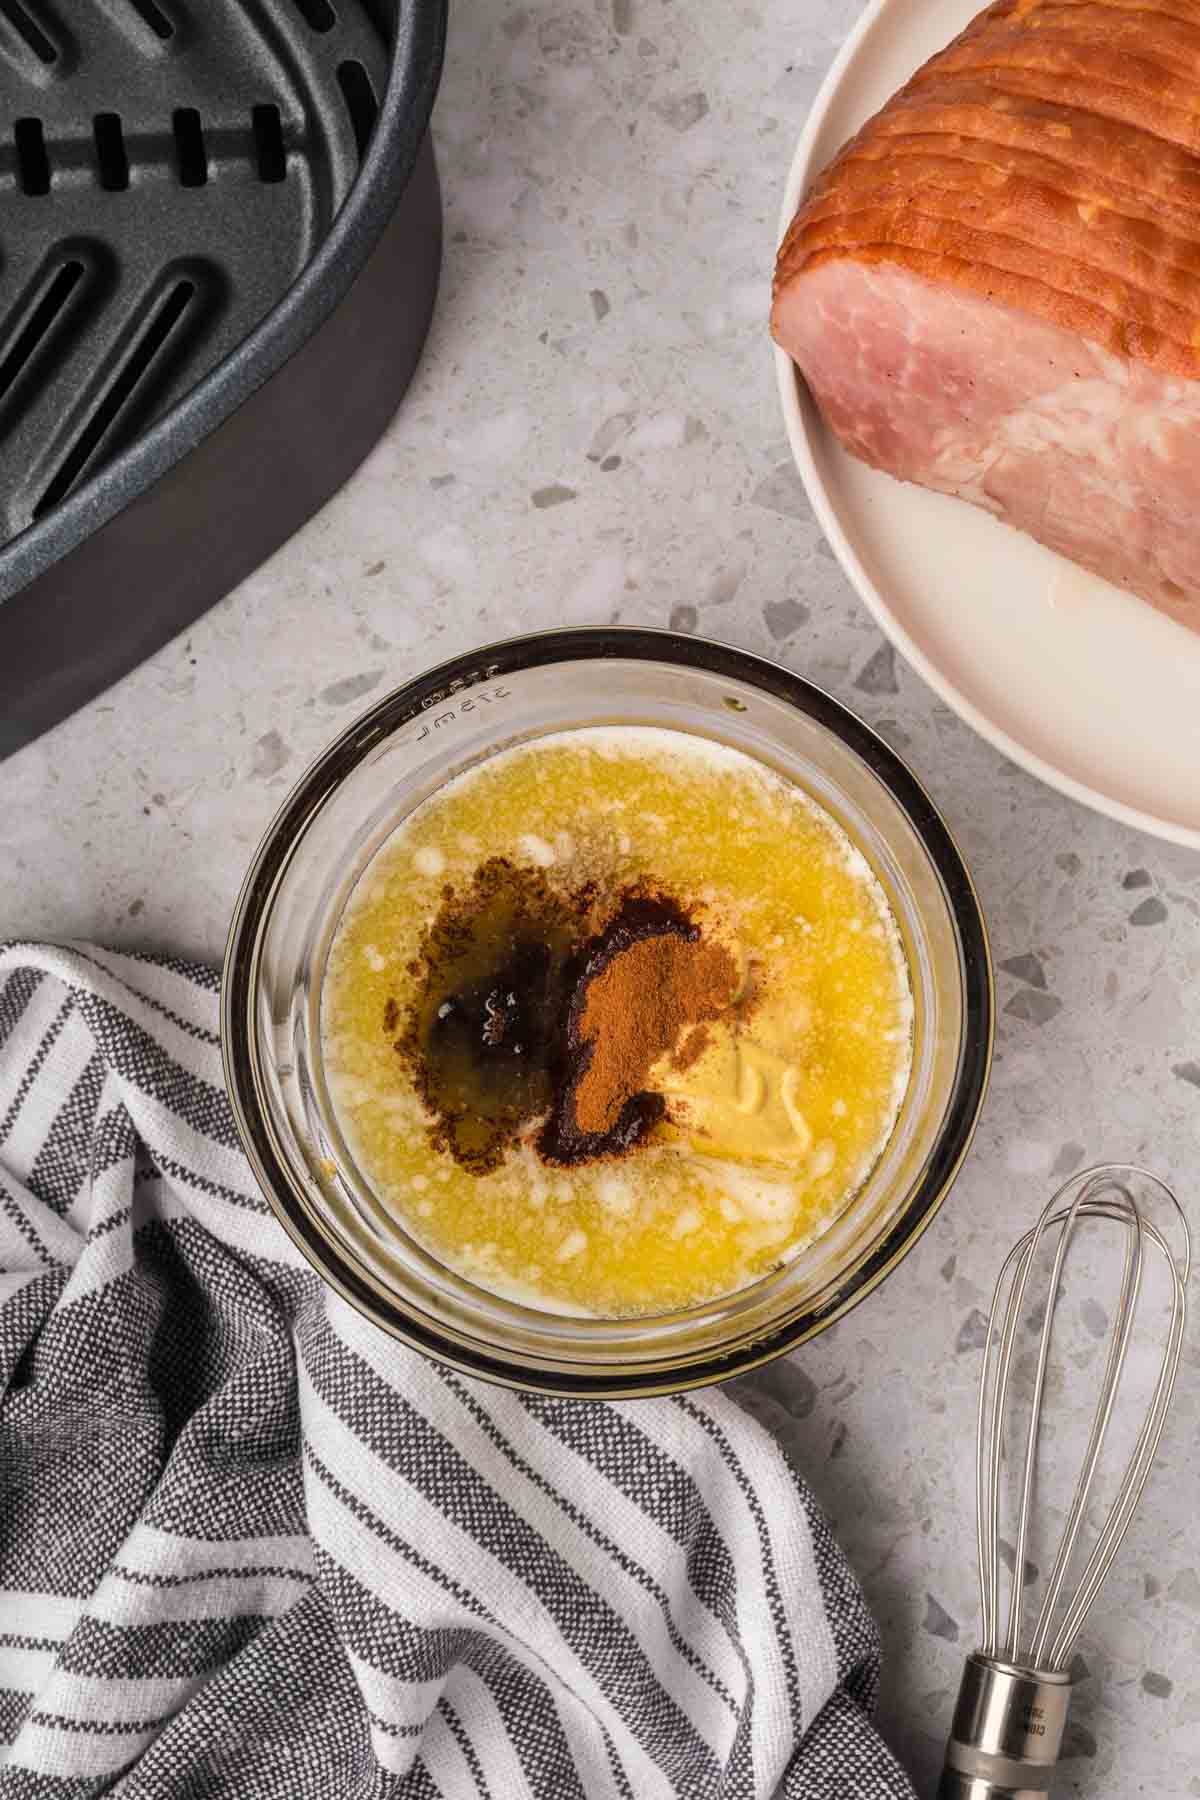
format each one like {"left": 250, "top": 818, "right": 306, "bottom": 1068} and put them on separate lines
{"left": 774, "top": 0, "right": 1200, "bottom": 848}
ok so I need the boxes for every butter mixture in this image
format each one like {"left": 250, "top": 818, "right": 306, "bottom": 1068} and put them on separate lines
{"left": 321, "top": 727, "right": 913, "bottom": 1315}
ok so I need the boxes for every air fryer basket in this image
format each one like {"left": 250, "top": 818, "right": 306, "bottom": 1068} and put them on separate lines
{"left": 0, "top": 0, "right": 446, "bottom": 754}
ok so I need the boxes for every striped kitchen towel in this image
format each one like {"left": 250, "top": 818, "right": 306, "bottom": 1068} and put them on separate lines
{"left": 0, "top": 942, "right": 914, "bottom": 1800}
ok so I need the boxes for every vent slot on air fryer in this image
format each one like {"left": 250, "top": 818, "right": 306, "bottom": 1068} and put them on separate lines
{"left": 172, "top": 109, "right": 208, "bottom": 187}
{"left": 0, "top": 0, "right": 390, "bottom": 541}
{"left": 252, "top": 105, "right": 287, "bottom": 183}
{"left": 94, "top": 114, "right": 131, "bottom": 191}
{"left": 34, "top": 275, "right": 199, "bottom": 518}
{"left": 292, "top": 0, "right": 336, "bottom": 31}
{"left": 125, "top": 0, "right": 174, "bottom": 41}
{"left": 14, "top": 119, "right": 51, "bottom": 196}
{"left": 1, "top": 1, "right": 59, "bottom": 66}
{"left": 337, "top": 59, "right": 378, "bottom": 159}
{"left": 0, "top": 259, "right": 87, "bottom": 417}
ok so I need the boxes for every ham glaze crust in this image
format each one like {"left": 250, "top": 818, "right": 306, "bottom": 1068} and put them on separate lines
{"left": 771, "top": 0, "right": 1200, "bottom": 629}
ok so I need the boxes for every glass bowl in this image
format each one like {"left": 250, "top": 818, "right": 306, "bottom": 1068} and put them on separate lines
{"left": 222, "top": 628, "right": 992, "bottom": 1396}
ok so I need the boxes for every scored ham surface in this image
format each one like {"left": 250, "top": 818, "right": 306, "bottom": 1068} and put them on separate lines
{"left": 771, "top": 0, "right": 1200, "bottom": 631}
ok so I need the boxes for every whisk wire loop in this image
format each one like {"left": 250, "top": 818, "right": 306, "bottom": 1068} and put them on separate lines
{"left": 978, "top": 1168, "right": 1188, "bottom": 1671}
{"left": 977, "top": 1209, "right": 1045, "bottom": 1656}
{"left": 1006, "top": 1188, "right": 1091, "bottom": 1659}
{"left": 1049, "top": 1197, "right": 1188, "bottom": 1665}
{"left": 942, "top": 1164, "right": 1189, "bottom": 1800}
{"left": 1029, "top": 1190, "right": 1141, "bottom": 1670}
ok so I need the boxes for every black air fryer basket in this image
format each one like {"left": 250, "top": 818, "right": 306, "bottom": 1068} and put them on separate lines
{"left": 0, "top": 0, "right": 447, "bottom": 754}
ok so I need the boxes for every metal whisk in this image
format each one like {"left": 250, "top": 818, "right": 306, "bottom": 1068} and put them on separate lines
{"left": 938, "top": 1164, "right": 1190, "bottom": 1799}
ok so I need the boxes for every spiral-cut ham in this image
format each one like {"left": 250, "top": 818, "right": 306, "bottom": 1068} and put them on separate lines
{"left": 771, "top": 0, "right": 1200, "bottom": 630}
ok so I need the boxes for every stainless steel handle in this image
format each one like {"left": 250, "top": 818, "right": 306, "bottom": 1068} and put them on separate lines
{"left": 938, "top": 1653, "right": 1072, "bottom": 1800}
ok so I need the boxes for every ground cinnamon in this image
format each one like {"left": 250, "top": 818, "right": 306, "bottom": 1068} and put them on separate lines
{"left": 573, "top": 928, "right": 737, "bottom": 1134}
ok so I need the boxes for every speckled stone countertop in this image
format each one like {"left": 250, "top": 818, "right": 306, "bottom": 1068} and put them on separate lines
{"left": 5, "top": 2, "right": 1199, "bottom": 1793}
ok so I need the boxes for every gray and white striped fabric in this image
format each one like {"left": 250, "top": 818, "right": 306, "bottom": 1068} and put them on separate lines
{"left": 0, "top": 942, "right": 914, "bottom": 1799}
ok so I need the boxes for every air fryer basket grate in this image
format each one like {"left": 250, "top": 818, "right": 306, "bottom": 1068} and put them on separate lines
{"left": 0, "top": 0, "right": 444, "bottom": 756}
{"left": 0, "top": 0, "right": 389, "bottom": 544}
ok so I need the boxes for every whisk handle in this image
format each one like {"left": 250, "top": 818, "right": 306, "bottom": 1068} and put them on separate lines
{"left": 937, "top": 1654, "right": 1072, "bottom": 1799}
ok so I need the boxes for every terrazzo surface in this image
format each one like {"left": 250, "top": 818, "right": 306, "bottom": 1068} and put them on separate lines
{"left": 5, "top": 1, "right": 1200, "bottom": 1792}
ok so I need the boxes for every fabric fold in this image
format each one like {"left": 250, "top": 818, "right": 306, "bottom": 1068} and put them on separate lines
{"left": 0, "top": 943, "right": 913, "bottom": 1799}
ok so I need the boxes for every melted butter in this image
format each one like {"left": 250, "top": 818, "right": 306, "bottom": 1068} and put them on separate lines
{"left": 321, "top": 727, "right": 914, "bottom": 1316}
